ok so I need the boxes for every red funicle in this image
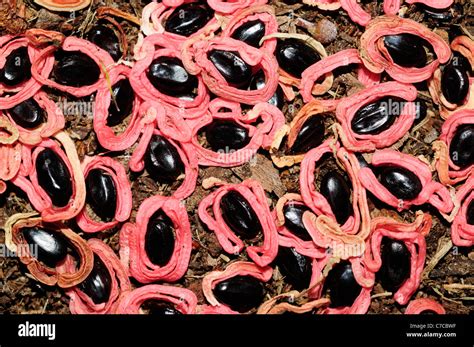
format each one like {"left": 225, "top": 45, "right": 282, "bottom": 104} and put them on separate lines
{"left": 76, "top": 156, "right": 132, "bottom": 233}
{"left": 0, "top": 116, "right": 22, "bottom": 193}
{"left": 198, "top": 179, "right": 279, "bottom": 267}
{"left": 405, "top": 298, "right": 446, "bottom": 314}
{"left": 119, "top": 195, "right": 192, "bottom": 283}
{"left": 364, "top": 212, "right": 432, "bottom": 305}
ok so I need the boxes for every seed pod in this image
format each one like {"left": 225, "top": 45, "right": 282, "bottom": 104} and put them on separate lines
{"left": 383, "top": 34, "right": 429, "bottom": 68}
{"left": 7, "top": 97, "right": 45, "bottom": 129}
{"left": 449, "top": 124, "right": 474, "bottom": 169}
{"left": 36, "top": 148, "right": 73, "bottom": 207}
{"left": 213, "top": 275, "right": 265, "bottom": 313}
{"left": 275, "top": 38, "right": 321, "bottom": 78}
{"left": 324, "top": 260, "right": 362, "bottom": 308}
{"left": 79, "top": 254, "right": 112, "bottom": 305}
{"left": 320, "top": 171, "right": 353, "bottom": 225}
{"left": 164, "top": 2, "right": 214, "bottom": 37}
{"left": 283, "top": 203, "right": 312, "bottom": 241}
{"left": 276, "top": 247, "right": 312, "bottom": 290}
{"left": 145, "top": 210, "right": 175, "bottom": 267}
{"left": 205, "top": 120, "right": 250, "bottom": 152}
{"left": 107, "top": 78, "right": 134, "bottom": 127}
{"left": 377, "top": 166, "right": 423, "bottom": 200}
{"left": 231, "top": 19, "right": 266, "bottom": 48}
{"left": 220, "top": 190, "right": 262, "bottom": 239}
{"left": 22, "top": 227, "right": 69, "bottom": 268}
{"left": 87, "top": 24, "right": 122, "bottom": 61}
{"left": 85, "top": 169, "right": 117, "bottom": 221}
{"left": 52, "top": 50, "right": 101, "bottom": 87}
{"left": 378, "top": 237, "right": 411, "bottom": 292}
{"left": 351, "top": 97, "right": 404, "bottom": 135}
{"left": 208, "top": 49, "right": 252, "bottom": 87}
{"left": 0, "top": 46, "right": 31, "bottom": 86}
{"left": 144, "top": 135, "right": 185, "bottom": 182}
{"left": 289, "top": 115, "right": 325, "bottom": 154}
{"left": 147, "top": 56, "right": 198, "bottom": 96}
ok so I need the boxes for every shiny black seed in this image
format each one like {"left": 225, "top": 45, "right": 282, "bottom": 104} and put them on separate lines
{"left": 466, "top": 200, "right": 474, "bottom": 225}
{"left": 145, "top": 209, "right": 175, "bottom": 266}
{"left": 378, "top": 237, "right": 411, "bottom": 292}
{"left": 449, "top": 124, "right": 474, "bottom": 169}
{"left": 383, "top": 34, "right": 429, "bottom": 68}
{"left": 87, "top": 24, "right": 122, "bottom": 61}
{"left": 147, "top": 56, "right": 198, "bottom": 97}
{"left": 145, "top": 134, "right": 184, "bottom": 182}
{"left": 290, "top": 115, "right": 325, "bottom": 154}
{"left": 164, "top": 2, "right": 213, "bottom": 37}
{"left": 85, "top": 169, "right": 117, "bottom": 221}
{"left": 351, "top": 97, "right": 404, "bottom": 135}
{"left": 220, "top": 190, "right": 262, "bottom": 239}
{"left": 36, "top": 148, "right": 73, "bottom": 207}
{"left": 231, "top": 19, "right": 265, "bottom": 48}
{"left": 7, "top": 97, "right": 45, "bottom": 129}
{"left": 213, "top": 275, "right": 265, "bottom": 313}
{"left": 320, "top": 171, "right": 353, "bottom": 225}
{"left": 249, "top": 70, "right": 284, "bottom": 109}
{"left": 205, "top": 119, "right": 250, "bottom": 152}
{"left": 441, "top": 59, "right": 470, "bottom": 105}
{"left": 276, "top": 247, "right": 312, "bottom": 290}
{"left": 1, "top": 47, "right": 31, "bottom": 86}
{"left": 356, "top": 153, "right": 370, "bottom": 168}
{"left": 283, "top": 203, "right": 312, "bottom": 241}
{"left": 419, "top": 4, "right": 453, "bottom": 22}
{"left": 377, "top": 166, "right": 423, "bottom": 200}
{"left": 107, "top": 78, "right": 134, "bottom": 127}
{"left": 324, "top": 260, "right": 362, "bottom": 308}
{"left": 275, "top": 38, "right": 321, "bottom": 78}
{"left": 22, "top": 227, "right": 68, "bottom": 268}
{"left": 52, "top": 50, "right": 100, "bottom": 87}
{"left": 79, "top": 255, "right": 112, "bottom": 305}
{"left": 143, "top": 300, "right": 182, "bottom": 315}
{"left": 208, "top": 49, "right": 252, "bottom": 87}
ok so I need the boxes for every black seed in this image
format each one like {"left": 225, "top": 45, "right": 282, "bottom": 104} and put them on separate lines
{"left": 1, "top": 47, "right": 31, "bottom": 86}
{"left": 466, "top": 200, "right": 474, "bottom": 225}
{"left": 208, "top": 49, "right": 252, "bottom": 87}
{"left": 85, "top": 169, "right": 117, "bottom": 221}
{"left": 36, "top": 148, "right": 73, "bottom": 207}
{"left": 205, "top": 119, "right": 250, "bottom": 152}
{"left": 231, "top": 19, "right": 265, "bottom": 48}
{"left": 107, "top": 78, "right": 134, "bottom": 127}
{"left": 220, "top": 190, "right": 262, "bottom": 239}
{"left": 377, "top": 166, "right": 423, "bottom": 200}
{"left": 249, "top": 69, "right": 284, "bottom": 109}
{"left": 213, "top": 275, "right": 265, "bottom": 313}
{"left": 164, "top": 2, "right": 213, "bottom": 37}
{"left": 324, "top": 260, "right": 362, "bottom": 308}
{"left": 441, "top": 57, "right": 470, "bottom": 105}
{"left": 22, "top": 227, "right": 68, "bottom": 268}
{"left": 320, "top": 171, "right": 353, "bottom": 225}
{"left": 276, "top": 247, "right": 312, "bottom": 290}
{"left": 79, "top": 254, "right": 112, "bottom": 305}
{"left": 87, "top": 24, "right": 122, "bottom": 61}
{"left": 147, "top": 56, "right": 198, "bottom": 97}
{"left": 142, "top": 300, "right": 182, "bottom": 315}
{"left": 413, "top": 99, "right": 428, "bottom": 125}
{"left": 378, "top": 237, "right": 411, "bottom": 292}
{"left": 52, "top": 50, "right": 100, "bottom": 87}
{"left": 283, "top": 203, "right": 312, "bottom": 241}
{"left": 290, "top": 115, "right": 325, "bottom": 154}
{"left": 383, "top": 34, "right": 429, "bottom": 68}
{"left": 7, "top": 97, "right": 45, "bottom": 129}
{"left": 449, "top": 124, "right": 474, "bottom": 169}
{"left": 145, "top": 209, "right": 175, "bottom": 267}
{"left": 275, "top": 38, "right": 321, "bottom": 78}
{"left": 144, "top": 134, "right": 184, "bottom": 183}
{"left": 419, "top": 4, "right": 454, "bottom": 22}
{"left": 351, "top": 96, "right": 404, "bottom": 135}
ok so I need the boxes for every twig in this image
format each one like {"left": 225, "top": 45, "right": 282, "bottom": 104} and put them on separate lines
{"left": 371, "top": 292, "right": 393, "bottom": 299}
{"left": 443, "top": 283, "right": 474, "bottom": 292}
{"left": 422, "top": 238, "right": 453, "bottom": 279}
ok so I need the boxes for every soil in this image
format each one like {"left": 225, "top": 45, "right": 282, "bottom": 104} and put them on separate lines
{"left": 0, "top": 0, "right": 473, "bottom": 314}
